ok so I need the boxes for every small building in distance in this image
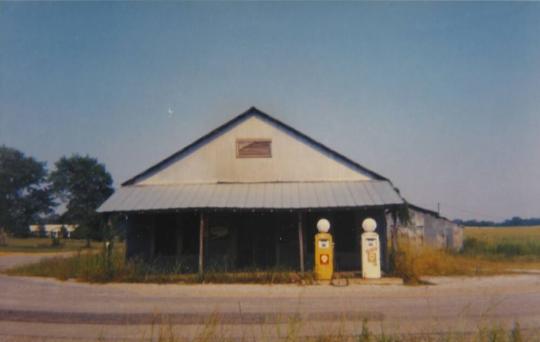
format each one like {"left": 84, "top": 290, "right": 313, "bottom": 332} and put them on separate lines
{"left": 29, "top": 224, "right": 78, "bottom": 239}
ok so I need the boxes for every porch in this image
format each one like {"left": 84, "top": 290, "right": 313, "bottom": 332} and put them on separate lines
{"left": 124, "top": 208, "right": 390, "bottom": 274}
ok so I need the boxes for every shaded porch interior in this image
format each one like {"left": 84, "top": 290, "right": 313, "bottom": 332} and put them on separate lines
{"left": 125, "top": 209, "right": 389, "bottom": 273}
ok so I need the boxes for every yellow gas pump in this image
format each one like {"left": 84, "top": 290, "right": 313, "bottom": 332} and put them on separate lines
{"left": 314, "top": 218, "right": 334, "bottom": 281}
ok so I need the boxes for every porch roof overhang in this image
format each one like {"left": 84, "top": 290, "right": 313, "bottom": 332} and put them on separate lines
{"left": 97, "top": 180, "right": 404, "bottom": 213}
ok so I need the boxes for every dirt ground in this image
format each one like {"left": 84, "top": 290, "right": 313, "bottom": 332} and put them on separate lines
{"left": 0, "top": 252, "right": 75, "bottom": 271}
{"left": 0, "top": 254, "right": 539, "bottom": 341}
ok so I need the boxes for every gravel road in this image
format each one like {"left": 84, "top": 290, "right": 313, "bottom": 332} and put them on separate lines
{"left": 0, "top": 253, "right": 539, "bottom": 341}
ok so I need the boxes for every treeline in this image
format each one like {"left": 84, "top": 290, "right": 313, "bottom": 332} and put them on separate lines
{"left": 454, "top": 216, "right": 540, "bottom": 227}
{"left": 0, "top": 145, "right": 115, "bottom": 243}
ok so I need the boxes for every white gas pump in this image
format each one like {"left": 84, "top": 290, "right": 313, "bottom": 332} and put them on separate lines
{"left": 361, "top": 218, "right": 381, "bottom": 279}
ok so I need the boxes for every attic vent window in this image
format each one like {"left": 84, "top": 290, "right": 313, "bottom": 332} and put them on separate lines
{"left": 236, "top": 139, "right": 272, "bottom": 158}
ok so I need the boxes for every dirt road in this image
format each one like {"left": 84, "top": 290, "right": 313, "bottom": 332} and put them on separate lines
{"left": 0, "top": 271, "right": 539, "bottom": 341}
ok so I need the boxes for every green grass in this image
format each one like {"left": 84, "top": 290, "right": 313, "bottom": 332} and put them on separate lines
{"left": 0, "top": 237, "right": 104, "bottom": 254}
{"left": 463, "top": 226, "right": 540, "bottom": 260}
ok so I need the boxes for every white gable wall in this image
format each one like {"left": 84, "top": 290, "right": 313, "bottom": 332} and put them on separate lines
{"left": 137, "top": 116, "right": 372, "bottom": 185}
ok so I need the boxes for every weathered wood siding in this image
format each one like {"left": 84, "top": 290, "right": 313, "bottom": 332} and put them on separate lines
{"left": 137, "top": 116, "right": 372, "bottom": 185}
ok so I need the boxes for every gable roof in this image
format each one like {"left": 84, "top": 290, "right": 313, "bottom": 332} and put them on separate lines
{"left": 122, "top": 107, "right": 389, "bottom": 186}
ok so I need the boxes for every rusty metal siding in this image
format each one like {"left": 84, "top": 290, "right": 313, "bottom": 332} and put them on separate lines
{"left": 386, "top": 207, "right": 464, "bottom": 251}
{"left": 98, "top": 180, "right": 403, "bottom": 213}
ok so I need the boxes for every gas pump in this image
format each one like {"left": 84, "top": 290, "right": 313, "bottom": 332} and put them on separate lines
{"left": 361, "top": 218, "right": 381, "bottom": 279}
{"left": 314, "top": 218, "right": 334, "bottom": 281}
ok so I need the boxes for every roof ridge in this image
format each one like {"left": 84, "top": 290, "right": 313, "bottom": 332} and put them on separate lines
{"left": 124, "top": 180, "right": 390, "bottom": 187}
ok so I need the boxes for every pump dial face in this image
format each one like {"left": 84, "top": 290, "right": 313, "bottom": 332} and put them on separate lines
{"left": 318, "top": 239, "right": 329, "bottom": 248}
{"left": 320, "top": 254, "right": 329, "bottom": 265}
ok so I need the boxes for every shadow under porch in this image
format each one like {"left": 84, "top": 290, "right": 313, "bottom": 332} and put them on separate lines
{"left": 124, "top": 208, "right": 389, "bottom": 273}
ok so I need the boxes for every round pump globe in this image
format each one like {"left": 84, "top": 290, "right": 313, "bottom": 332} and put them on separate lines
{"left": 316, "top": 218, "right": 331, "bottom": 233}
{"left": 362, "top": 218, "right": 377, "bottom": 232}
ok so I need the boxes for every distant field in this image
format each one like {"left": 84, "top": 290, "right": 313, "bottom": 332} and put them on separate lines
{"left": 0, "top": 237, "right": 97, "bottom": 254}
{"left": 463, "top": 226, "right": 540, "bottom": 260}
{"left": 465, "top": 225, "right": 540, "bottom": 241}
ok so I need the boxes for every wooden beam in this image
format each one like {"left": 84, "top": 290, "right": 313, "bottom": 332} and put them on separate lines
{"left": 199, "top": 212, "right": 205, "bottom": 275}
{"left": 298, "top": 212, "right": 305, "bottom": 274}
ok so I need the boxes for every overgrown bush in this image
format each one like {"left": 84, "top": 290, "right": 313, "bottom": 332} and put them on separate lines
{"left": 392, "top": 242, "right": 463, "bottom": 284}
{"left": 390, "top": 241, "right": 527, "bottom": 284}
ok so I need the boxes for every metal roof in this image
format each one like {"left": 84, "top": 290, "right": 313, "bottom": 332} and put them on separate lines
{"left": 98, "top": 181, "right": 403, "bottom": 213}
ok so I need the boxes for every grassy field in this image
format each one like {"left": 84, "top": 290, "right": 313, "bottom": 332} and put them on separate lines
{"left": 0, "top": 237, "right": 101, "bottom": 254}
{"left": 463, "top": 226, "right": 540, "bottom": 261}
{"left": 465, "top": 225, "right": 540, "bottom": 244}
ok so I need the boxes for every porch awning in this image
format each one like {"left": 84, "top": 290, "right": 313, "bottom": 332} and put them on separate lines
{"left": 97, "top": 180, "right": 403, "bottom": 213}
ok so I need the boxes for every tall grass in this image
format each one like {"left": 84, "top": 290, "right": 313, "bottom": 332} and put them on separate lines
{"left": 5, "top": 245, "right": 314, "bottom": 284}
{"left": 391, "top": 241, "right": 537, "bottom": 285}
{"left": 119, "top": 317, "right": 530, "bottom": 342}
{"left": 391, "top": 226, "right": 540, "bottom": 284}
{"left": 5, "top": 245, "right": 122, "bottom": 282}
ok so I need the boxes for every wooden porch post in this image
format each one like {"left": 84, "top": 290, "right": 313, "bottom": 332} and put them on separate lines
{"left": 149, "top": 216, "right": 156, "bottom": 259}
{"left": 298, "top": 212, "right": 305, "bottom": 274}
{"left": 199, "top": 212, "right": 205, "bottom": 275}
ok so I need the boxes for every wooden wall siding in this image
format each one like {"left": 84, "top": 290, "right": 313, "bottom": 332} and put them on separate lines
{"left": 137, "top": 116, "right": 372, "bottom": 185}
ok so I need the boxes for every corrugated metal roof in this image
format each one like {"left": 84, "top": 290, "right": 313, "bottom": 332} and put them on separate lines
{"left": 98, "top": 181, "right": 403, "bottom": 213}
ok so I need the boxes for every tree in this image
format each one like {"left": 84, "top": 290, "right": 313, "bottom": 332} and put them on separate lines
{"left": 0, "top": 146, "right": 54, "bottom": 236}
{"left": 49, "top": 155, "right": 113, "bottom": 246}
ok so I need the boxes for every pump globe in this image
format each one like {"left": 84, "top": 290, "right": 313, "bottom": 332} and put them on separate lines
{"left": 362, "top": 218, "right": 377, "bottom": 232}
{"left": 316, "top": 218, "right": 331, "bottom": 233}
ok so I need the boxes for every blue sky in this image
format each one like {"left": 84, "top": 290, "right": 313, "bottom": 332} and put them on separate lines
{"left": 1, "top": 2, "right": 539, "bottom": 220}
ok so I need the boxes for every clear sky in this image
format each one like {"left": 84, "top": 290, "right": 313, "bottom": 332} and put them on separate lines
{"left": 1, "top": 2, "right": 539, "bottom": 221}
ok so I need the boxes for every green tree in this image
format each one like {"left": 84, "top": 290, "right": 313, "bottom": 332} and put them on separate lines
{"left": 0, "top": 146, "right": 54, "bottom": 236}
{"left": 49, "top": 155, "right": 113, "bottom": 246}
